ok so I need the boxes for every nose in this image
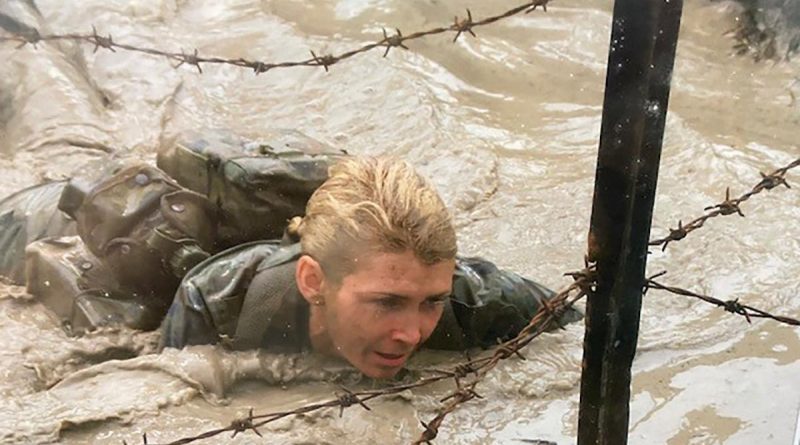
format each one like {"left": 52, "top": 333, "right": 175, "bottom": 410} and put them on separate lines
{"left": 390, "top": 315, "right": 423, "bottom": 346}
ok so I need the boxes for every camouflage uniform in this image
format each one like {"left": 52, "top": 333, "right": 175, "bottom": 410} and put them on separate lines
{"left": 0, "top": 181, "right": 75, "bottom": 284}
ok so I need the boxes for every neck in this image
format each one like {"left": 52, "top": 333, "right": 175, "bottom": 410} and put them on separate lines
{"left": 307, "top": 306, "right": 335, "bottom": 355}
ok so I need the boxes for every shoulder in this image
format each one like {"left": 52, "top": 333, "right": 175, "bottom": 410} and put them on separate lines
{"left": 169, "top": 241, "right": 288, "bottom": 334}
{"left": 160, "top": 241, "right": 303, "bottom": 349}
{"left": 232, "top": 250, "right": 304, "bottom": 350}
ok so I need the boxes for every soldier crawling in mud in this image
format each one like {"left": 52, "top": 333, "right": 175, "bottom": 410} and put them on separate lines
{"left": 0, "top": 130, "right": 580, "bottom": 378}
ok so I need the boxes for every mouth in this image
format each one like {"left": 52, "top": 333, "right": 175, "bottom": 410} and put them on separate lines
{"left": 373, "top": 351, "right": 409, "bottom": 368}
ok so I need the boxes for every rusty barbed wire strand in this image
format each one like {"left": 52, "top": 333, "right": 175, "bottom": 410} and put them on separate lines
{"left": 119, "top": 261, "right": 593, "bottom": 445}
{"left": 408, "top": 268, "right": 799, "bottom": 442}
{"left": 107, "top": 155, "right": 800, "bottom": 445}
{"left": 411, "top": 234, "right": 800, "bottom": 444}
{"left": 649, "top": 157, "right": 799, "bottom": 251}
{"left": 410, "top": 258, "right": 596, "bottom": 444}
{"left": 123, "top": 254, "right": 798, "bottom": 444}
{"left": 644, "top": 272, "right": 800, "bottom": 326}
{"left": 0, "top": 0, "right": 552, "bottom": 75}
{"left": 409, "top": 265, "right": 800, "bottom": 441}
{"left": 412, "top": 292, "right": 588, "bottom": 445}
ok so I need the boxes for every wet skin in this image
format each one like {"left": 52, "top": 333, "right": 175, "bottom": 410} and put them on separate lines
{"left": 295, "top": 250, "right": 455, "bottom": 379}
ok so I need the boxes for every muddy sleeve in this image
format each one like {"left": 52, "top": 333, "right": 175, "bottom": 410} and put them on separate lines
{"left": 158, "top": 243, "right": 285, "bottom": 350}
{"left": 447, "top": 257, "right": 581, "bottom": 349}
{"left": 159, "top": 284, "right": 221, "bottom": 349}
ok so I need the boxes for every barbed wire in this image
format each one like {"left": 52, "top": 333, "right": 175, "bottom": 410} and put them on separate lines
{"left": 412, "top": 291, "right": 589, "bottom": 444}
{"left": 645, "top": 272, "right": 800, "bottom": 326}
{"left": 649, "top": 157, "right": 799, "bottom": 251}
{"left": 412, "top": 152, "right": 800, "bottom": 443}
{"left": 0, "top": 0, "right": 550, "bottom": 75}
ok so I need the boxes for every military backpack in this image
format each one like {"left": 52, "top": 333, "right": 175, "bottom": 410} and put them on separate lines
{"left": 157, "top": 129, "right": 345, "bottom": 247}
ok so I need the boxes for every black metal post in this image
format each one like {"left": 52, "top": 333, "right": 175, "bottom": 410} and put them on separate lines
{"left": 577, "top": 1, "right": 683, "bottom": 444}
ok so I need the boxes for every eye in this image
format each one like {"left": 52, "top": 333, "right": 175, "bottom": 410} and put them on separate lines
{"left": 423, "top": 297, "right": 447, "bottom": 309}
{"left": 374, "top": 297, "right": 402, "bottom": 310}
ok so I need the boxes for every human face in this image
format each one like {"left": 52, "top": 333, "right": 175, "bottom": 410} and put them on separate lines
{"left": 315, "top": 250, "right": 455, "bottom": 379}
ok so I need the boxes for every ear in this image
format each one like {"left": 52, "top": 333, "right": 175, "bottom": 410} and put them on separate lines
{"left": 295, "top": 255, "right": 325, "bottom": 305}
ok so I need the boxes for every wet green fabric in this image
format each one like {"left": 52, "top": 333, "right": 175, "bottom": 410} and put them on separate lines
{"left": 159, "top": 241, "right": 303, "bottom": 350}
{"left": 60, "top": 164, "right": 219, "bottom": 300}
{"left": 25, "top": 236, "right": 170, "bottom": 333}
{"left": 160, "top": 242, "right": 582, "bottom": 352}
{"left": 157, "top": 129, "right": 345, "bottom": 247}
{"left": 0, "top": 181, "right": 76, "bottom": 284}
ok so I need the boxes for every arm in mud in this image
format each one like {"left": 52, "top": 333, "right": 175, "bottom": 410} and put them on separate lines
{"left": 425, "top": 257, "right": 582, "bottom": 350}
{"left": 159, "top": 284, "right": 222, "bottom": 349}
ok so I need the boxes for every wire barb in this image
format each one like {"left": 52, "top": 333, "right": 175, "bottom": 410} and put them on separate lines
{"left": 563, "top": 260, "right": 597, "bottom": 295}
{"left": 309, "top": 50, "right": 336, "bottom": 72}
{"left": 661, "top": 220, "right": 687, "bottom": 251}
{"left": 440, "top": 386, "right": 482, "bottom": 403}
{"left": 452, "top": 9, "right": 478, "bottom": 43}
{"left": 539, "top": 296, "right": 567, "bottom": 330}
{"left": 335, "top": 386, "right": 371, "bottom": 417}
{"left": 176, "top": 48, "right": 203, "bottom": 73}
{"left": 525, "top": 0, "right": 551, "bottom": 13}
{"left": 418, "top": 419, "right": 438, "bottom": 444}
{"left": 381, "top": 28, "right": 408, "bottom": 57}
{"left": 452, "top": 362, "right": 478, "bottom": 380}
{"left": 704, "top": 187, "right": 745, "bottom": 216}
{"left": 252, "top": 61, "right": 272, "bottom": 75}
{"left": 496, "top": 338, "right": 528, "bottom": 360}
{"left": 90, "top": 26, "right": 115, "bottom": 53}
{"left": 229, "top": 408, "right": 262, "bottom": 438}
{"left": 722, "top": 298, "right": 752, "bottom": 323}
{"left": 756, "top": 171, "right": 790, "bottom": 190}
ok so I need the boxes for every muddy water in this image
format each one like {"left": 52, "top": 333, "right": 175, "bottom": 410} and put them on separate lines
{"left": 0, "top": 0, "right": 798, "bottom": 444}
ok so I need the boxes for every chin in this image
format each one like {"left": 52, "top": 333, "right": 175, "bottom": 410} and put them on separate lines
{"left": 363, "top": 366, "right": 403, "bottom": 379}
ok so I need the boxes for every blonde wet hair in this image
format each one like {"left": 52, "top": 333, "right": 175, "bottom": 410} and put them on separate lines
{"left": 287, "top": 156, "right": 457, "bottom": 280}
